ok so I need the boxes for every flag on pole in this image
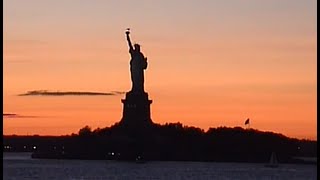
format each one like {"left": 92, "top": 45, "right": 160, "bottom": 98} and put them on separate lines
{"left": 245, "top": 118, "right": 250, "bottom": 125}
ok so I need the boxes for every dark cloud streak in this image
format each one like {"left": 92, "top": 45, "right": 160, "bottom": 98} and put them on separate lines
{"left": 18, "top": 90, "right": 125, "bottom": 96}
{"left": 3, "top": 113, "right": 17, "bottom": 116}
{"left": 3, "top": 113, "right": 38, "bottom": 118}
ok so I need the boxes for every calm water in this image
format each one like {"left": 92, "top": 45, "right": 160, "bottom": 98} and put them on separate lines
{"left": 3, "top": 152, "right": 317, "bottom": 180}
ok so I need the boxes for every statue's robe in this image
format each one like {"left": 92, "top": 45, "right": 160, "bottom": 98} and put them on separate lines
{"left": 129, "top": 49, "right": 147, "bottom": 93}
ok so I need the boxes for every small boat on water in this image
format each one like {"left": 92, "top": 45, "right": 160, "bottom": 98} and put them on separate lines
{"left": 265, "top": 152, "right": 279, "bottom": 168}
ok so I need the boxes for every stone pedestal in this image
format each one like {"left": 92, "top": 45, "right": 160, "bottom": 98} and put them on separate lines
{"left": 120, "top": 91, "right": 153, "bottom": 128}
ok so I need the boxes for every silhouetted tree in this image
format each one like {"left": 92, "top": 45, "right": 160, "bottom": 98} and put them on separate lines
{"left": 78, "top": 125, "right": 92, "bottom": 136}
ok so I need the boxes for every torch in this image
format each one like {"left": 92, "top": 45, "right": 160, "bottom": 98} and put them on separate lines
{"left": 126, "top": 28, "right": 130, "bottom": 35}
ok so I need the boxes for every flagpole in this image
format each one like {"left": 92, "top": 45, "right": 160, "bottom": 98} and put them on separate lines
{"left": 245, "top": 118, "right": 250, "bottom": 129}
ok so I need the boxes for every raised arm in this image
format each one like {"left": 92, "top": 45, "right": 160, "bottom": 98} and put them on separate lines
{"left": 126, "top": 30, "right": 133, "bottom": 51}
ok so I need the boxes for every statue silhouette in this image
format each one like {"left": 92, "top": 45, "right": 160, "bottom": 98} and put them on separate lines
{"left": 126, "top": 29, "right": 148, "bottom": 93}
{"left": 121, "top": 29, "right": 153, "bottom": 128}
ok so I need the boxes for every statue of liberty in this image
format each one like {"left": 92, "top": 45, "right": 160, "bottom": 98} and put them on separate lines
{"left": 120, "top": 28, "right": 153, "bottom": 127}
{"left": 125, "top": 29, "right": 148, "bottom": 93}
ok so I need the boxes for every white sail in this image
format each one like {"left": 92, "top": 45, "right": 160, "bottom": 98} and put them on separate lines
{"left": 265, "top": 152, "right": 278, "bottom": 168}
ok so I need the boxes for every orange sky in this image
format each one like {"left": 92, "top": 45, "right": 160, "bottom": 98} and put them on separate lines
{"left": 3, "top": 0, "right": 317, "bottom": 140}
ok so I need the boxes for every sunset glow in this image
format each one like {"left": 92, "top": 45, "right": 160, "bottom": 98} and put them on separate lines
{"left": 3, "top": 0, "right": 317, "bottom": 140}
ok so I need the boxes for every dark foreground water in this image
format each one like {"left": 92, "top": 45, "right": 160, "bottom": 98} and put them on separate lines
{"left": 3, "top": 153, "right": 317, "bottom": 180}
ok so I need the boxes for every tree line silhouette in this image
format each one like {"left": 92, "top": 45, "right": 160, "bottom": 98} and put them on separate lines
{"left": 3, "top": 122, "right": 317, "bottom": 163}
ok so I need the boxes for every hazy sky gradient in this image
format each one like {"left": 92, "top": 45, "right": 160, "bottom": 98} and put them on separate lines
{"left": 4, "top": 0, "right": 317, "bottom": 140}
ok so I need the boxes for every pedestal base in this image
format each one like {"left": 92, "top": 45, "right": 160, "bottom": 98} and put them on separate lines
{"left": 120, "top": 91, "right": 153, "bottom": 128}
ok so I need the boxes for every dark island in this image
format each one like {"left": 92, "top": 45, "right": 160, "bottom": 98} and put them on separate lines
{"left": 3, "top": 123, "right": 317, "bottom": 164}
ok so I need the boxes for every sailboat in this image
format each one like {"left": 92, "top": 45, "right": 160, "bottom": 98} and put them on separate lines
{"left": 265, "top": 152, "right": 279, "bottom": 168}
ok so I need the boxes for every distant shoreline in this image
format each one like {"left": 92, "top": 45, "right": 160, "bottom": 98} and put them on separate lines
{"left": 3, "top": 125, "right": 317, "bottom": 164}
{"left": 3, "top": 152, "right": 317, "bottom": 165}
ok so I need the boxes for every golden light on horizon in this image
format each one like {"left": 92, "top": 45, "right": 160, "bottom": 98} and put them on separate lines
{"left": 3, "top": 0, "right": 317, "bottom": 140}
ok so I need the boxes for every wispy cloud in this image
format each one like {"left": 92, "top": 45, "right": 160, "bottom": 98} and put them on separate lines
{"left": 110, "top": 91, "right": 127, "bottom": 95}
{"left": 3, "top": 113, "right": 38, "bottom": 118}
{"left": 18, "top": 90, "right": 125, "bottom": 96}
